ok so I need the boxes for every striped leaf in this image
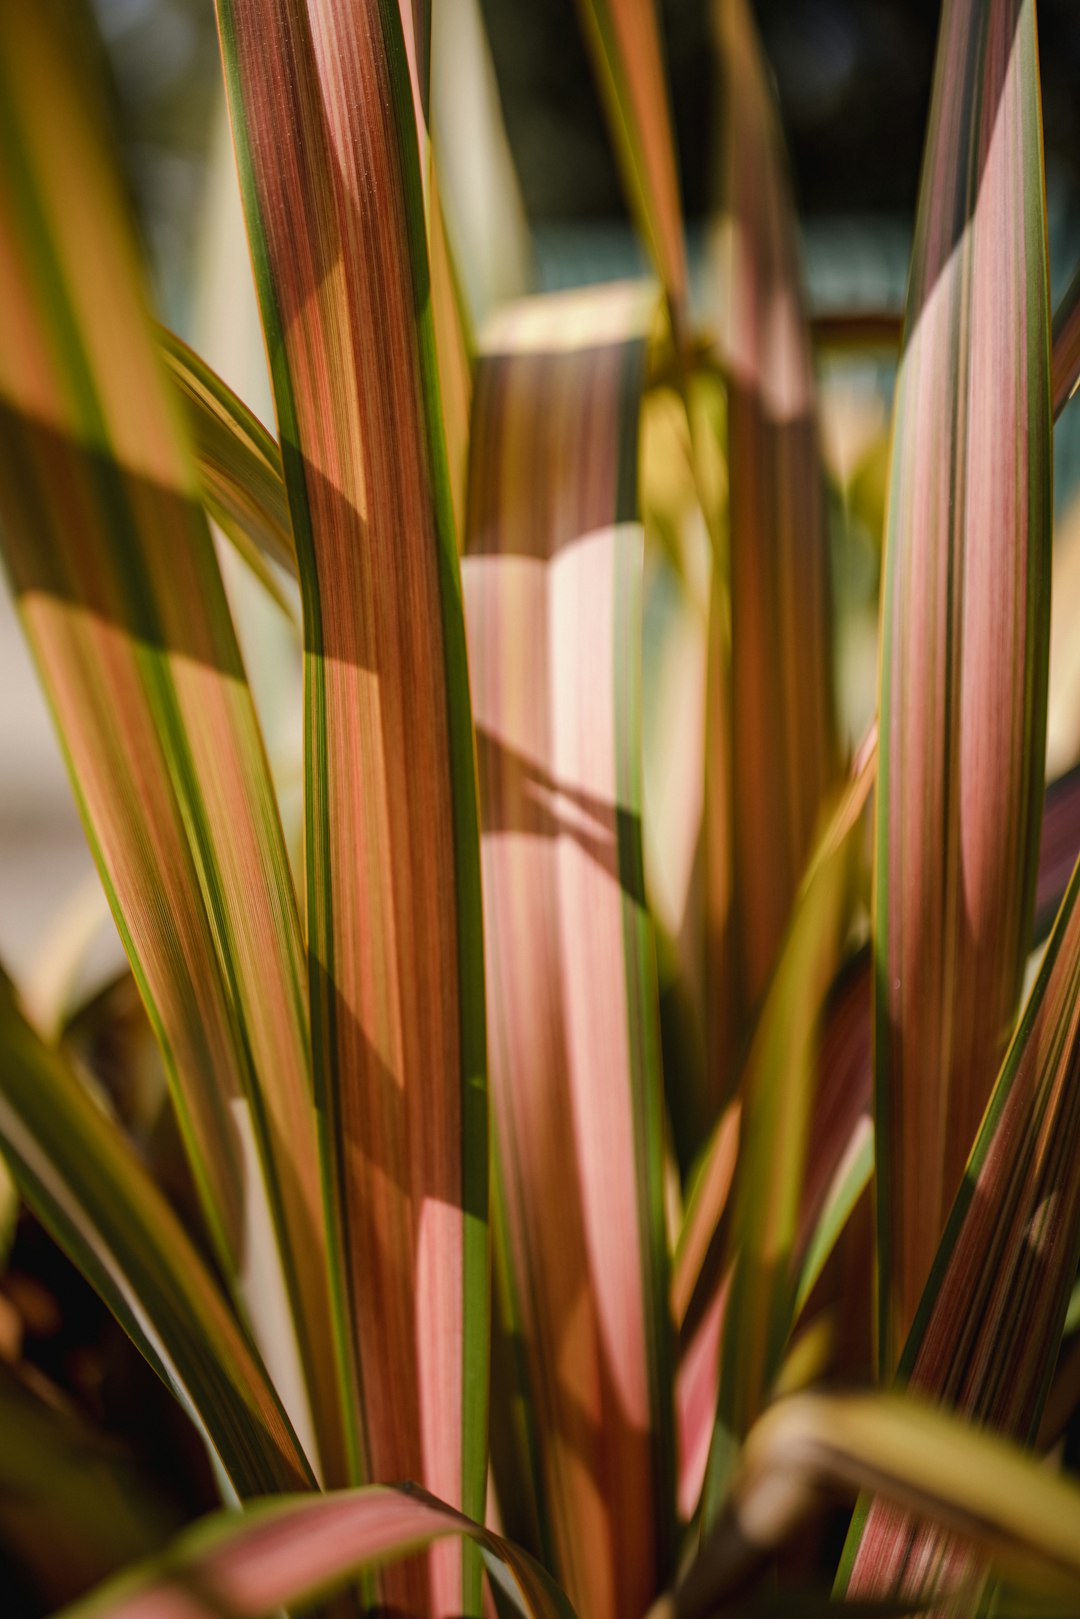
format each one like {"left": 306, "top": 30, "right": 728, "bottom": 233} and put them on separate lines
{"left": 58, "top": 1488, "right": 577, "bottom": 1619}
{"left": 840, "top": 851, "right": 1080, "bottom": 1609}
{"left": 574, "top": 0, "right": 687, "bottom": 317}
{"left": 0, "top": 0, "right": 338, "bottom": 1477}
{"left": 700, "top": 761, "right": 866, "bottom": 1524}
{"left": 0, "top": 978, "right": 313, "bottom": 1498}
{"left": 708, "top": 0, "right": 838, "bottom": 1103}
{"left": 674, "top": 740, "right": 873, "bottom": 1526}
{"left": 463, "top": 284, "right": 673, "bottom": 1619}
{"left": 873, "top": 0, "right": 1052, "bottom": 1370}
{"left": 679, "top": 1392, "right": 1080, "bottom": 1618}
{"left": 156, "top": 325, "right": 297, "bottom": 585}
{"left": 215, "top": 0, "right": 488, "bottom": 1608}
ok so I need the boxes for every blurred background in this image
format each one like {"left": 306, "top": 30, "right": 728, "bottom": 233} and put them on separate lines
{"left": 0, "top": 6, "right": 1079, "bottom": 1604}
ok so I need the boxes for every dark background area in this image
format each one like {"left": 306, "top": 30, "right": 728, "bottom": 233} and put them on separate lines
{"left": 482, "top": 0, "right": 1079, "bottom": 224}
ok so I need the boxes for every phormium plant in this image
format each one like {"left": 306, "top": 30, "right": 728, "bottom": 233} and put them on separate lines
{"left": 1, "top": 0, "right": 1080, "bottom": 1615}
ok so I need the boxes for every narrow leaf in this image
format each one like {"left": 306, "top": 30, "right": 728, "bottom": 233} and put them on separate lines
{"left": 841, "top": 851, "right": 1080, "bottom": 1607}
{"left": 156, "top": 324, "right": 297, "bottom": 582}
{"left": 59, "top": 1487, "right": 577, "bottom": 1619}
{"left": 701, "top": 813, "right": 852, "bottom": 1524}
{"left": 0, "top": 0, "right": 338, "bottom": 1474}
{"left": 707, "top": 0, "right": 838, "bottom": 1105}
{"left": 463, "top": 284, "right": 673, "bottom": 1619}
{"left": 682, "top": 1393, "right": 1080, "bottom": 1618}
{"left": 215, "top": 0, "right": 488, "bottom": 1606}
{"left": 0, "top": 979, "right": 313, "bottom": 1498}
{"left": 574, "top": 0, "right": 688, "bottom": 317}
{"left": 873, "top": 0, "right": 1052, "bottom": 1368}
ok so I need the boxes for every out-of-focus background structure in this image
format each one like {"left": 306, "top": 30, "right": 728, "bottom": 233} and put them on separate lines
{"left": 3, "top": 0, "right": 1080, "bottom": 980}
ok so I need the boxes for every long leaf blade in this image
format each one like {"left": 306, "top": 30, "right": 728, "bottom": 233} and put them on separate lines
{"left": 463, "top": 284, "right": 673, "bottom": 1619}
{"left": 0, "top": 0, "right": 337, "bottom": 1472}
{"left": 0, "top": 980, "right": 313, "bottom": 1498}
{"left": 574, "top": 0, "right": 687, "bottom": 316}
{"left": 707, "top": 0, "right": 838, "bottom": 1105}
{"left": 682, "top": 1392, "right": 1080, "bottom": 1618}
{"left": 840, "top": 851, "right": 1080, "bottom": 1607}
{"left": 215, "top": 0, "right": 488, "bottom": 1605}
{"left": 156, "top": 324, "right": 297, "bottom": 581}
{"left": 873, "top": 0, "right": 1052, "bottom": 1368}
{"left": 59, "top": 1487, "right": 577, "bottom": 1619}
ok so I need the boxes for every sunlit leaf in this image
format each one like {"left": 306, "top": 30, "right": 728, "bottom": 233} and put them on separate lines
{"left": 463, "top": 284, "right": 673, "bottom": 1619}
{"left": 156, "top": 325, "right": 297, "bottom": 595}
{"left": 873, "top": 0, "right": 1052, "bottom": 1368}
{"left": 58, "top": 1487, "right": 577, "bottom": 1619}
{"left": 0, "top": 0, "right": 337, "bottom": 1476}
{"left": 216, "top": 0, "right": 489, "bottom": 1605}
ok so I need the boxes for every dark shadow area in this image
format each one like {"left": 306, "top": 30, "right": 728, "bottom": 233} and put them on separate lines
{"left": 474, "top": 726, "right": 646, "bottom": 908}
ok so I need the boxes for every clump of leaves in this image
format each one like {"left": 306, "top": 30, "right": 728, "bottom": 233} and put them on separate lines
{"left": 1, "top": 1, "right": 1080, "bottom": 1617}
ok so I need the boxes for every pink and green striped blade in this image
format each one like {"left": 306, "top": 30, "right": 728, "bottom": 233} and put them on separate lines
{"left": 574, "top": 0, "right": 687, "bottom": 319}
{"left": 156, "top": 325, "right": 297, "bottom": 584}
{"left": 59, "top": 1487, "right": 577, "bottom": 1619}
{"left": 0, "top": 977, "right": 313, "bottom": 1500}
{"left": 0, "top": 0, "right": 339, "bottom": 1477}
{"left": 682, "top": 1392, "right": 1080, "bottom": 1618}
{"left": 840, "top": 848, "right": 1080, "bottom": 1609}
{"left": 873, "top": 0, "right": 1052, "bottom": 1371}
{"left": 214, "top": 0, "right": 487, "bottom": 1608}
{"left": 708, "top": 0, "right": 838, "bottom": 1106}
{"left": 463, "top": 284, "right": 673, "bottom": 1619}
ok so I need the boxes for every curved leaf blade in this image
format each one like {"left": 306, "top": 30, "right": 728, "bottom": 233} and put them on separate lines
{"left": 59, "top": 1487, "right": 577, "bottom": 1619}
{"left": 0, "top": 0, "right": 337, "bottom": 1472}
{"left": 681, "top": 1393, "right": 1080, "bottom": 1618}
{"left": 156, "top": 324, "right": 297, "bottom": 584}
{"left": 0, "top": 981, "right": 313, "bottom": 1498}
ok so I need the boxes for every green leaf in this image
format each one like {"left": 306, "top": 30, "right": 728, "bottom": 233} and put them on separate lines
{"left": 58, "top": 1486, "right": 578, "bottom": 1619}
{"left": 156, "top": 324, "right": 297, "bottom": 602}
